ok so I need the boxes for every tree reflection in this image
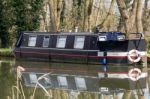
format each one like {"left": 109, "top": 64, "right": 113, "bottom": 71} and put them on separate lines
{"left": 0, "top": 61, "right": 15, "bottom": 99}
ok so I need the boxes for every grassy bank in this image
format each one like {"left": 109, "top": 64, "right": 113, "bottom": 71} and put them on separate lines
{"left": 0, "top": 48, "right": 14, "bottom": 57}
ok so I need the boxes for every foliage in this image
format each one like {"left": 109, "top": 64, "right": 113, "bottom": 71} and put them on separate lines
{"left": 0, "top": 48, "right": 14, "bottom": 57}
{"left": 13, "top": 0, "right": 44, "bottom": 38}
{"left": 0, "top": 0, "right": 15, "bottom": 48}
{"left": 0, "top": 0, "right": 44, "bottom": 48}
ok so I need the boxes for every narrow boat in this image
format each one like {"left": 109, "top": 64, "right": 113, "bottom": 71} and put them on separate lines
{"left": 14, "top": 31, "right": 147, "bottom": 65}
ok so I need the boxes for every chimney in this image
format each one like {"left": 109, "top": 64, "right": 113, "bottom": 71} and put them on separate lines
{"left": 75, "top": 27, "right": 78, "bottom": 32}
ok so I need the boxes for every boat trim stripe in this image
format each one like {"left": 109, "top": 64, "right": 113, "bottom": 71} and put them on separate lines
{"left": 20, "top": 47, "right": 99, "bottom": 52}
{"left": 15, "top": 51, "right": 146, "bottom": 58}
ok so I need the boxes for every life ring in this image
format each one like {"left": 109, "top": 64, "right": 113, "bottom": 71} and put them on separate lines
{"left": 128, "top": 68, "right": 141, "bottom": 81}
{"left": 127, "top": 49, "right": 141, "bottom": 63}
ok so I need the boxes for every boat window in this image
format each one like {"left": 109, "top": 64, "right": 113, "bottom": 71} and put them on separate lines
{"left": 43, "top": 36, "right": 50, "bottom": 47}
{"left": 28, "top": 36, "right": 37, "bottom": 47}
{"left": 74, "top": 36, "right": 85, "bottom": 49}
{"left": 57, "top": 76, "right": 68, "bottom": 88}
{"left": 75, "top": 77, "right": 86, "bottom": 90}
{"left": 56, "top": 36, "right": 67, "bottom": 48}
{"left": 43, "top": 75, "right": 51, "bottom": 86}
{"left": 29, "top": 73, "right": 38, "bottom": 84}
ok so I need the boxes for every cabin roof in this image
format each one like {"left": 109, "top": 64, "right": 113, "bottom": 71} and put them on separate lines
{"left": 23, "top": 31, "right": 98, "bottom": 36}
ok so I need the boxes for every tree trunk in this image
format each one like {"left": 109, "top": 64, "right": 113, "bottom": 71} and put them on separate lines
{"left": 63, "top": 0, "right": 73, "bottom": 31}
{"left": 116, "top": 0, "right": 145, "bottom": 35}
{"left": 83, "top": 0, "right": 93, "bottom": 32}
{"left": 116, "top": 0, "right": 129, "bottom": 34}
{"left": 48, "top": 0, "right": 57, "bottom": 32}
{"left": 98, "top": 0, "right": 115, "bottom": 30}
{"left": 56, "top": 0, "right": 63, "bottom": 31}
{"left": 83, "top": 1, "right": 89, "bottom": 31}
{"left": 136, "top": 0, "right": 145, "bottom": 33}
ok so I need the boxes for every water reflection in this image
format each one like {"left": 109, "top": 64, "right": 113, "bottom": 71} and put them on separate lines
{"left": 0, "top": 58, "right": 15, "bottom": 99}
{"left": 0, "top": 58, "right": 149, "bottom": 99}
{"left": 15, "top": 61, "right": 148, "bottom": 99}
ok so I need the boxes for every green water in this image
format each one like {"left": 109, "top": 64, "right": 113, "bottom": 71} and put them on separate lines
{"left": 0, "top": 58, "right": 149, "bottom": 99}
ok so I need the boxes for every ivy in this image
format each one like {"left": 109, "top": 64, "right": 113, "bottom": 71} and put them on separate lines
{"left": 0, "top": 0, "right": 43, "bottom": 47}
{"left": 0, "top": 0, "right": 14, "bottom": 47}
{"left": 14, "top": 0, "right": 44, "bottom": 38}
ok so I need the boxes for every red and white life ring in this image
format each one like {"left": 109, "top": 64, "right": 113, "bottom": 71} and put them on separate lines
{"left": 128, "top": 68, "right": 141, "bottom": 81}
{"left": 127, "top": 49, "right": 141, "bottom": 63}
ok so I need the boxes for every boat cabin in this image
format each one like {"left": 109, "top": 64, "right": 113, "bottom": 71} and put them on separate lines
{"left": 98, "top": 32, "right": 126, "bottom": 41}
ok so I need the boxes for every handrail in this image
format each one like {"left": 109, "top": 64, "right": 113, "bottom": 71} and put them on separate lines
{"left": 128, "top": 33, "right": 144, "bottom": 39}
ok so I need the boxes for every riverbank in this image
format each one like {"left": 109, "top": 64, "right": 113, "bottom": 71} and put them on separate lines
{"left": 0, "top": 48, "right": 14, "bottom": 57}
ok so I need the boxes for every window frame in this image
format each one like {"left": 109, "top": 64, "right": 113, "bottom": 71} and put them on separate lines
{"left": 56, "top": 36, "right": 67, "bottom": 48}
{"left": 74, "top": 36, "right": 85, "bottom": 49}
{"left": 29, "top": 73, "right": 38, "bottom": 84}
{"left": 28, "top": 35, "right": 37, "bottom": 47}
{"left": 42, "top": 36, "right": 50, "bottom": 47}
{"left": 75, "top": 77, "right": 87, "bottom": 90}
{"left": 43, "top": 75, "right": 52, "bottom": 86}
{"left": 57, "top": 76, "right": 68, "bottom": 88}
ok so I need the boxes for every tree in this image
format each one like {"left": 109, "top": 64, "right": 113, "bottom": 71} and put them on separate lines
{"left": 143, "top": 0, "right": 150, "bottom": 35}
{"left": 0, "top": 0, "right": 14, "bottom": 47}
{"left": 14, "top": 0, "right": 43, "bottom": 38}
{"left": 83, "top": 0, "right": 93, "bottom": 31}
{"left": 116, "top": 0, "right": 145, "bottom": 35}
{"left": 98, "top": 0, "right": 116, "bottom": 31}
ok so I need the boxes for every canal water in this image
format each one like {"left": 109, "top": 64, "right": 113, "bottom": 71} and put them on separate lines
{"left": 0, "top": 58, "right": 149, "bottom": 99}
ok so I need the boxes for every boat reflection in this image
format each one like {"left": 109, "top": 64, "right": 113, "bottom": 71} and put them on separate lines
{"left": 16, "top": 61, "right": 148, "bottom": 99}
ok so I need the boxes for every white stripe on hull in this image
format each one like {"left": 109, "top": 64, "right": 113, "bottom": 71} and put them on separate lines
{"left": 98, "top": 72, "right": 147, "bottom": 79}
{"left": 97, "top": 51, "right": 146, "bottom": 56}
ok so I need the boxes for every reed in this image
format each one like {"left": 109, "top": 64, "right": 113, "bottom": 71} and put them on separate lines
{"left": 32, "top": 72, "right": 52, "bottom": 99}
